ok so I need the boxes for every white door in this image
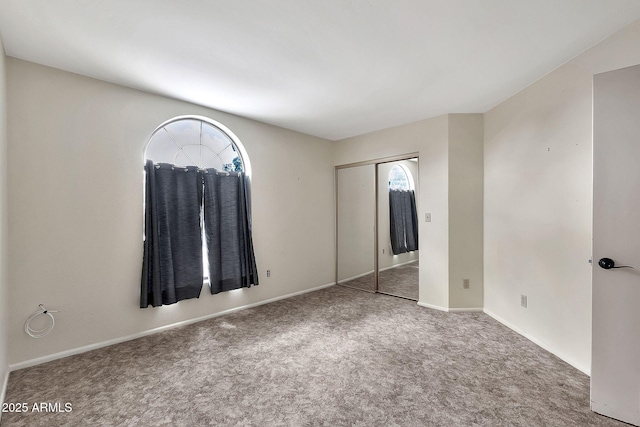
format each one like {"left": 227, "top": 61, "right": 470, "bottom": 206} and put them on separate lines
{"left": 592, "top": 64, "right": 640, "bottom": 426}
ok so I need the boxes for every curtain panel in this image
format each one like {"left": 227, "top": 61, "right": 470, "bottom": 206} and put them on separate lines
{"left": 202, "top": 170, "right": 259, "bottom": 294}
{"left": 141, "top": 162, "right": 259, "bottom": 307}
{"left": 141, "top": 162, "right": 204, "bottom": 307}
{"left": 389, "top": 189, "right": 419, "bottom": 255}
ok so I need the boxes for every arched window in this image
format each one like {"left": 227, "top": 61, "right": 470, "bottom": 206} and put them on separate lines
{"left": 141, "top": 116, "right": 258, "bottom": 308}
{"left": 145, "top": 116, "right": 251, "bottom": 175}
{"left": 388, "top": 164, "right": 418, "bottom": 255}
{"left": 388, "top": 165, "right": 413, "bottom": 191}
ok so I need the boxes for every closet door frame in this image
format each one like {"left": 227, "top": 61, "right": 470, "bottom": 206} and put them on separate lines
{"left": 335, "top": 152, "right": 419, "bottom": 295}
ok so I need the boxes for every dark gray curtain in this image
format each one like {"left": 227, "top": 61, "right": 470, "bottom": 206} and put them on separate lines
{"left": 141, "top": 161, "right": 204, "bottom": 307}
{"left": 389, "top": 189, "right": 419, "bottom": 255}
{"left": 202, "top": 169, "right": 259, "bottom": 294}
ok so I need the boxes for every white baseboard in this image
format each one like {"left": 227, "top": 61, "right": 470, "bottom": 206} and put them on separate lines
{"left": 483, "top": 309, "right": 589, "bottom": 376}
{"left": 10, "top": 282, "right": 336, "bottom": 372}
{"left": 449, "top": 307, "right": 484, "bottom": 313}
{"left": 417, "top": 302, "right": 484, "bottom": 313}
{"left": 417, "top": 301, "right": 449, "bottom": 312}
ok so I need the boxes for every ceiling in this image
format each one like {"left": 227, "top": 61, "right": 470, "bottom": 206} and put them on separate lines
{"left": 1, "top": 1, "right": 640, "bottom": 141}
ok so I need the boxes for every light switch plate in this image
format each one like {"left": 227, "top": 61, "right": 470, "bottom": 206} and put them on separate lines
{"left": 425, "top": 213, "right": 432, "bottom": 222}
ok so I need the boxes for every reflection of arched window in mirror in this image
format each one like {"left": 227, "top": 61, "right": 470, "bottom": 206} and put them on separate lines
{"left": 388, "top": 164, "right": 418, "bottom": 255}
{"left": 388, "top": 165, "right": 413, "bottom": 191}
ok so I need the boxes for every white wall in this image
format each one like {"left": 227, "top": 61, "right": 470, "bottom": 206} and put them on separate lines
{"left": 484, "top": 20, "right": 640, "bottom": 375}
{"left": 0, "top": 33, "right": 9, "bottom": 407}
{"left": 6, "top": 59, "right": 335, "bottom": 366}
{"left": 448, "top": 114, "right": 483, "bottom": 309}
{"left": 334, "top": 115, "right": 450, "bottom": 309}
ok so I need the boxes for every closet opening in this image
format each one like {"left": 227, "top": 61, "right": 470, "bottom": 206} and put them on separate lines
{"left": 335, "top": 154, "right": 419, "bottom": 301}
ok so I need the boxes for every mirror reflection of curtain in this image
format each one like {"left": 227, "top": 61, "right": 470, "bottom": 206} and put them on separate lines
{"left": 389, "top": 189, "right": 418, "bottom": 255}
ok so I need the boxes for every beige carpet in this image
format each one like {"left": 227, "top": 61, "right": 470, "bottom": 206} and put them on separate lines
{"left": 2, "top": 286, "right": 623, "bottom": 426}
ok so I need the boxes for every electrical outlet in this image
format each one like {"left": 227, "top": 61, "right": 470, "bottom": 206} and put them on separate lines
{"left": 266, "top": 270, "right": 271, "bottom": 277}
{"left": 463, "top": 279, "right": 470, "bottom": 289}
{"left": 521, "top": 295, "right": 527, "bottom": 308}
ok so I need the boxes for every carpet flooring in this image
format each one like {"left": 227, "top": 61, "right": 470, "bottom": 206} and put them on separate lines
{"left": 2, "top": 286, "right": 624, "bottom": 426}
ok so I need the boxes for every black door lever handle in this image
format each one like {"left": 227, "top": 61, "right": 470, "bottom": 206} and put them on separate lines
{"left": 598, "top": 257, "right": 634, "bottom": 269}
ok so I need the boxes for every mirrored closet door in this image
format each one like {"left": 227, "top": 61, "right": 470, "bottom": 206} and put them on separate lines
{"left": 335, "top": 155, "right": 419, "bottom": 300}
{"left": 336, "top": 164, "right": 376, "bottom": 292}
{"left": 377, "top": 158, "right": 419, "bottom": 300}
